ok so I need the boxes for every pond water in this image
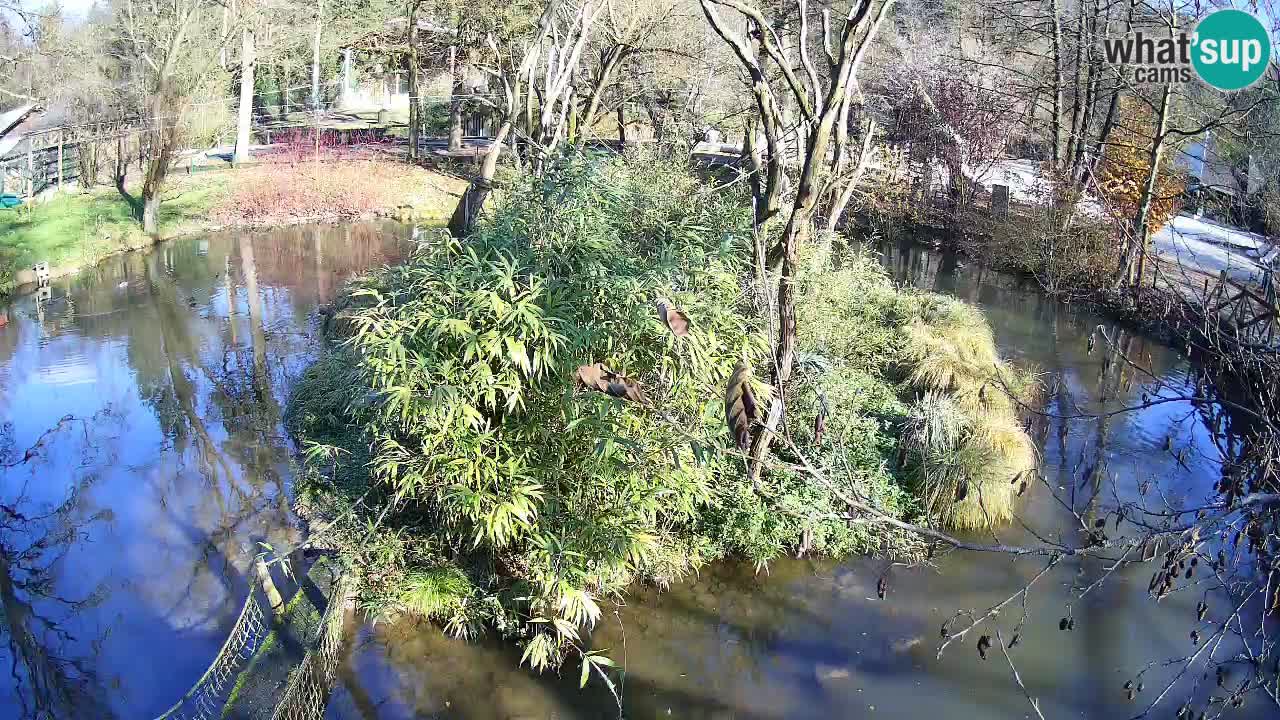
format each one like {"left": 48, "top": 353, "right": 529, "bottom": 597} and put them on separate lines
{"left": 0, "top": 226, "right": 1267, "bottom": 720}
{"left": 0, "top": 221, "right": 413, "bottom": 719}
{"left": 325, "top": 240, "right": 1269, "bottom": 720}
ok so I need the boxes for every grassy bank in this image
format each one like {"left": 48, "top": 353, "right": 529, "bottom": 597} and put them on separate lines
{"left": 286, "top": 152, "right": 1037, "bottom": 677}
{"left": 0, "top": 158, "right": 466, "bottom": 294}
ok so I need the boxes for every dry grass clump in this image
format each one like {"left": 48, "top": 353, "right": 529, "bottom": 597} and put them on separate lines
{"left": 903, "top": 393, "right": 1037, "bottom": 530}
{"left": 791, "top": 244, "right": 1040, "bottom": 532}
{"left": 904, "top": 294, "right": 1039, "bottom": 405}
{"left": 899, "top": 296, "right": 1039, "bottom": 530}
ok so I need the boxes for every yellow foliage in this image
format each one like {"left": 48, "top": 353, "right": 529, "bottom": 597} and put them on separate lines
{"left": 1095, "top": 98, "right": 1185, "bottom": 234}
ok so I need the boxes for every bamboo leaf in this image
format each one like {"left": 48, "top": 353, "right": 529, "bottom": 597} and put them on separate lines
{"left": 656, "top": 298, "right": 691, "bottom": 337}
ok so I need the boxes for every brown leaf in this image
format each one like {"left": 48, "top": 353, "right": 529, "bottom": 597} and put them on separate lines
{"left": 656, "top": 299, "right": 690, "bottom": 337}
{"left": 724, "top": 363, "right": 761, "bottom": 451}
{"left": 576, "top": 363, "right": 647, "bottom": 403}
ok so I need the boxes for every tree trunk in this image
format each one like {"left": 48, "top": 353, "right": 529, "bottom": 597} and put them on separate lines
{"left": 580, "top": 46, "right": 623, "bottom": 141}
{"left": 448, "top": 45, "right": 465, "bottom": 151}
{"left": 140, "top": 108, "right": 178, "bottom": 237}
{"left": 1048, "top": 0, "right": 1065, "bottom": 170}
{"left": 825, "top": 119, "right": 876, "bottom": 233}
{"left": 142, "top": 190, "right": 161, "bottom": 235}
{"left": 448, "top": 121, "right": 512, "bottom": 237}
{"left": 311, "top": 0, "right": 324, "bottom": 111}
{"left": 114, "top": 135, "right": 128, "bottom": 196}
{"left": 234, "top": 28, "right": 256, "bottom": 165}
{"left": 407, "top": 4, "right": 420, "bottom": 161}
{"left": 1129, "top": 83, "right": 1172, "bottom": 288}
{"left": 616, "top": 103, "right": 626, "bottom": 143}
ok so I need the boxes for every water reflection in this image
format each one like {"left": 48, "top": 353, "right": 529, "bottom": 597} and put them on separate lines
{"left": 0, "top": 221, "right": 412, "bottom": 718}
{"left": 327, "top": 239, "right": 1269, "bottom": 720}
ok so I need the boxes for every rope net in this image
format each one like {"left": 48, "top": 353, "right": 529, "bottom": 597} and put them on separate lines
{"left": 153, "top": 588, "right": 270, "bottom": 720}
{"left": 269, "top": 570, "right": 359, "bottom": 720}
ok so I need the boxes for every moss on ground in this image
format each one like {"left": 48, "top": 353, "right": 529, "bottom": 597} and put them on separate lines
{"left": 220, "top": 557, "right": 341, "bottom": 720}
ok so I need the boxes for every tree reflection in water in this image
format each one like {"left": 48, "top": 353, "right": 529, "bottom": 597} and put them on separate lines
{"left": 0, "top": 415, "right": 117, "bottom": 720}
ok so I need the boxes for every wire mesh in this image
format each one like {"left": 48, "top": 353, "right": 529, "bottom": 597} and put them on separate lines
{"left": 153, "top": 587, "right": 271, "bottom": 720}
{"left": 269, "top": 570, "right": 359, "bottom": 720}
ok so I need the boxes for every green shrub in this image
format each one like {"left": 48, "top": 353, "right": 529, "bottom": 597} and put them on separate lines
{"left": 287, "top": 154, "right": 1038, "bottom": 676}
{"left": 317, "top": 152, "right": 775, "bottom": 670}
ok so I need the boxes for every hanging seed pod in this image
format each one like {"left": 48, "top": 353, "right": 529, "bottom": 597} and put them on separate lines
{"left": 814, "top": 402, "right": 827, "bottom": 446}
{"left": 940, "top": 624, "right": 950, "bottom": 639}
{"left": 1067, "top": 618, "right": 1075, "bottom": 630}
{"left": 655, "top": 298, "right": 690, "bottom": 337}
{"left": 1216, "top": 666, "right": 1226, "bottom": 687}
{"left": 1007, "top": 633, "right": 1019, "bottom": 649}
{"left": 1176, "top": 703, "right": 1189, "bottom": 720}
{"left": 1190, "top": 630, "right": 1201, "bottom": 646}
{"left": 1185, "top": 566, "right": 1194, "bottom": 580}
{"left": 1017, "top": 479, "right": 1028, "bottom": 496}
{"left": 724, "top": 363, "right": 761, "bottom": 451}
{"left": 1125, "top": 687, "right": 1135, "bottom": 701}
{"left": 977, "top": 635, "right": 991, "bottom": 660}
{"left": 1059, "top": 617, "right": 1071, "bottom": 631}
{"left": 1123, "top": 680, "right": 1133, "bottom": 691}
{"left": 1197, "top": 601, "right": 1208, "bottom": 622}
{"left": 576, "top": 363, "right": 647, "bottom": 403}
{"left": 954, "top": 480, "right": 970, "bottom": 503}
{"left": 876, "top": 576, "right": 887, "bottom": 600}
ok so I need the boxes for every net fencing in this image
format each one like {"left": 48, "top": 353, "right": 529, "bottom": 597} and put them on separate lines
{"left": 269, "top": 569, "right": 361, "bottom": 720}
{"left": 153, "top": 586, "right": 271, "bottom": 720}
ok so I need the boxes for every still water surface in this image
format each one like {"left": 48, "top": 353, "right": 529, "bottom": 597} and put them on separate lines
{"left": 0, "top": 226, "right": 1265, "bottom": 719}
{"left": 326, "top": 240, "right": 1263, "bottom": 720}
{"left": 0, "top": 221, "right": 412, "bottom": 719}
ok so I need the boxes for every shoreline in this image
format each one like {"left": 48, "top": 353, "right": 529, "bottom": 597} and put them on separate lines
{"left": 1, "top": 158, "right": 464, "bottom": 298}
{"left": 3, "top": 206, "right": 448, "bottom": 296}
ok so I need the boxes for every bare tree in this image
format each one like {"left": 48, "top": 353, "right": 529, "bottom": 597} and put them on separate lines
{"left": 111, "top": 0, "right": 235, "bottom": 235}
{"left": 448, "top": 0, "right": 603, "bottom": 235}
{"left": 700, "top": 0, "right": 894, "bottom": 481}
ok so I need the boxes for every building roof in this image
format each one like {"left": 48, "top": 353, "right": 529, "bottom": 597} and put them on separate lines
{"left": 0, "top": 103, "right": 36, "bottom": 137}
{"left": 0, "top": 104, "right": 38, "bottom": 159}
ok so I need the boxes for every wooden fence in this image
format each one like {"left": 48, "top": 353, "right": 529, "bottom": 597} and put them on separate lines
{"left": 1204, "top": 269, "right": 1280, "bottom": 345}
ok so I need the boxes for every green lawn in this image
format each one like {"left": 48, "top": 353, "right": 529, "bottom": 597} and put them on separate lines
{"left": 0, "top": 159, "right": 462, "bottom": 294}
{"left": 0, "top": 176, "right": 231, "bottom": 293}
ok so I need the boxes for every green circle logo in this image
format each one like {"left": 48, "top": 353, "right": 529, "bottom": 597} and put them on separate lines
{"left": 1192, "top": 9, "right": 1272, "bottom": 91}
